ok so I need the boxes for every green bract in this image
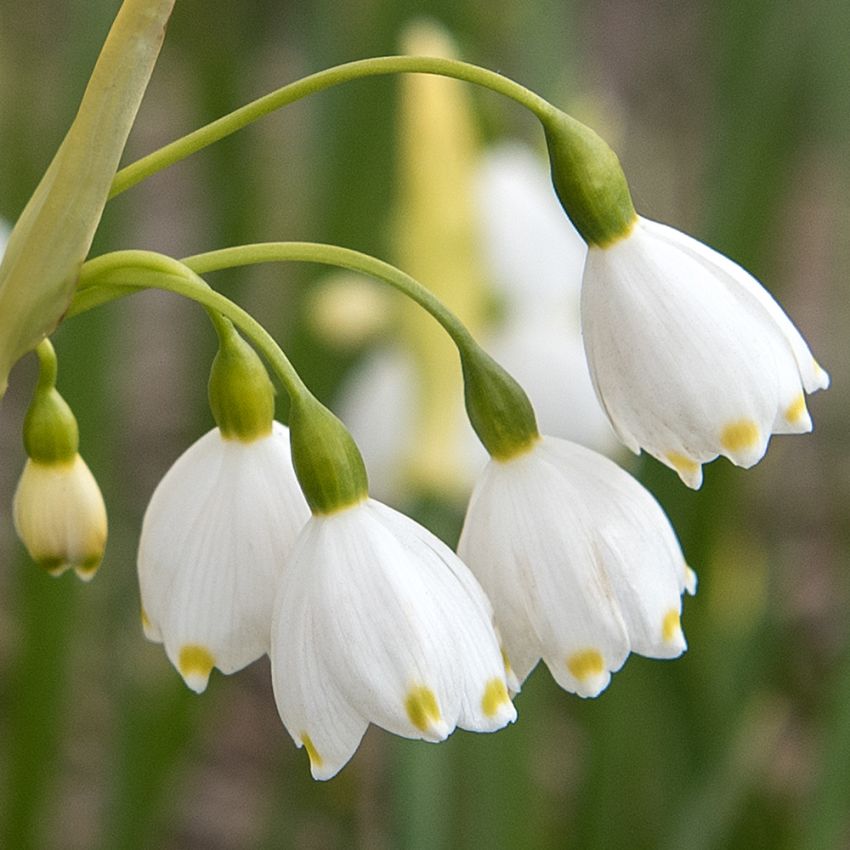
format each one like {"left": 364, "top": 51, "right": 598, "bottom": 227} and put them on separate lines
{"left": 542, "top": 109, "right": 637, "bottom": 247}
{"left": 288, "top": 394, "right": 369, "bottom": 515}
{"left": 208, "top": 323, "right": 275, "bottom": 442}
{"left": 0, "top": 0, "right": 175, "bottom": 398}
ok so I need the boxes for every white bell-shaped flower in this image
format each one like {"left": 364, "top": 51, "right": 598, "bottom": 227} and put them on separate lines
{"left": 271, "top": 498, "right": 516, "bottom": 780}
{"left": 582, "top": 216, "right": 829, "bottom": 487}
{"left": 138, "top": 422, "right": 309, "bottom": 693}
{"left": 14, "top": 454, "right": 108, "bottom": 581}
{"left": 458, "top": 436, "right": 695, "bottom": 698}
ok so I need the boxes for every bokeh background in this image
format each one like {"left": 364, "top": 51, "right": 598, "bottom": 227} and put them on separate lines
{"left": 0, "top": 1, "right": 848, "bottom": 848}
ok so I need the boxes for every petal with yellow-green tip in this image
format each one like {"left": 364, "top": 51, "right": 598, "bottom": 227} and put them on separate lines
{"left": 271, "top": 498, "right": 515, "bottom": 780}
{"left": 459, "top": 436, "right": 693, "bottom": 699}
{"left": 581, "top": 216, "right": 828, "bottom": 488}
{"left": 138, "top": 422, "right": 309, "bottom": 690}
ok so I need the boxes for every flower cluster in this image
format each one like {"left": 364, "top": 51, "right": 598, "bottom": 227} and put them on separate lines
{"left": 4, "top": 15, "right": 830, "bottom": 783}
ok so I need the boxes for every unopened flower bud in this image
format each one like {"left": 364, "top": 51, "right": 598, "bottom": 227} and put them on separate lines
{"left": 13, "top": 342, "right": 107, "bottom": 579}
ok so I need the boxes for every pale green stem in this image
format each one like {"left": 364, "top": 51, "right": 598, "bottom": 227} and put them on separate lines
{"left": 75, "top": 242, "right": 539, "bottom": 457}
{"left": 182, "top": 244, "right": 540, "bottom": 457}
{"left": 109, "top": 56, "right": 557, "bottom": 197}
{"left": 181, "top": 242, "right": 483, "bottom": 359}
{"left": 75, "top": 251, "right": 309, "bottom": 402}
{"left": 34, "top": 338, "right": 58, "bottom": 391}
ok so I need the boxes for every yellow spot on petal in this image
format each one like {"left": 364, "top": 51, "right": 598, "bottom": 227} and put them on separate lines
{"left": 784, "top": 394, "right": 806, "bottom": 424}
{"left": 178, "top": 645, "right": 215, "bottom": 680}
{"left": 141, "top": 609, "right": 152, "bottom": 630}
{"left": 567, "top": 649, "right": 605, "bottom": 682}
{"left": 481, "top": 678, "right": 510, "bottom": 717}
{"left": 666, "top": 452, "right": 700, "bottom": 476}
{"left": 405, "top": 685, "right": 441, "bottom": 732}
{"left": 662, "top": 609, "right": 682, "bottom": 643}
{"left": 720, "top": 420, "right": 761, "bottom": 454}
{"left": 301, "top": 733, "right": 323, "bottom": 768}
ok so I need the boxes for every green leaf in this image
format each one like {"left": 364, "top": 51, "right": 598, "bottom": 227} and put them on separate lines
{"left": 0, "top": 0, "right": 175, "bottom": 397}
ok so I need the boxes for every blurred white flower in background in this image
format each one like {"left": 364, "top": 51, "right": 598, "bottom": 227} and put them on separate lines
{"left": 334, "top": 144, "right": 619, "bottom": 503}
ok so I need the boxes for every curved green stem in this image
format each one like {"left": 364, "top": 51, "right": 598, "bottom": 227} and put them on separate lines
{"left": 34, "top": 338, "right": 59, "bottom": 392}
{"left": 109, "top": 55, "right": 557, "bottom": 198}
{"left": 75, "top": 250, "right": 309, "bottom": 402}
{"left": 181, "top": 242, "right": 483, "bottom": 356}
{"left": 180, "top": 243, "right": 539, "bottom": 459}
{"left": 75, "top": 242, "right": 539, "bottom": 459}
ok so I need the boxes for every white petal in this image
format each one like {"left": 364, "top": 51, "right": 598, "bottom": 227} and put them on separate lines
{"left": 581, "top": 217, "right": 827, "bottom": 485}
{"left": 271, "top": 557, "right": 368, "bottom": 780}
{"left": 459, "top": 444, "right": 632, "bottom": 696}
{"left": 583, "top": 221, "right": 788, "bottom": 482}
{"left": 540, "top": 439, "right": 688, "bottom": 658}
{"left": 644, "top": 218, "right": 829, "bottom": 393}
{"left": 271, "top": 499, "right": 514, "bottom": 777}
{"left": 459, "top": 437, "right": 692, "bottom": 697}
{"left": 138, "top": 423, "right": 308, "bottom": 690}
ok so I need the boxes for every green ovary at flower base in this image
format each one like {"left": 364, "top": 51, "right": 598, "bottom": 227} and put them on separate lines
{"left": 13, "top": 339, "right": 107, "bottom": 581}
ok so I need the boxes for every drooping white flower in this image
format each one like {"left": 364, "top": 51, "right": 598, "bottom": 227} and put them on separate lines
{"left": 14, "top": 454, "right": 108, "bottom": 581}
{"left": 457, "top": 436, "right": 695, "bottom": 698}
{"left": 138, "top": 422, "right": 309, "bottom": 693}
{"left": 582, "top": 216, "right": 830, "bottom": 488}
{"left": 271, "top": 498, "right": 516, "bottom": 780}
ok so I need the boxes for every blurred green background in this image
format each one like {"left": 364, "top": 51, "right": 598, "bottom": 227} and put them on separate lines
{"left": 0, "top": 1, "right": 847, "bottom": 848}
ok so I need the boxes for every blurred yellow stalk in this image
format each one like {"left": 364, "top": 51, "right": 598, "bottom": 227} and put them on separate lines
{"left": 394, "top": 19, "right": 488, "bottom": 498}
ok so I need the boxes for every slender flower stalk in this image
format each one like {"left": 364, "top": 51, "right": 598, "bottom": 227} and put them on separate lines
{"left": 109, "top": 55, "right": 557, "bottom": 199}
